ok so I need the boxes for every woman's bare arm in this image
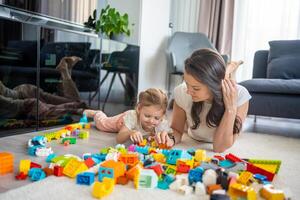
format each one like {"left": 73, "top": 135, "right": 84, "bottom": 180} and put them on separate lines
{"left": 170, "top": 101, "right": 187, "bottom": 144}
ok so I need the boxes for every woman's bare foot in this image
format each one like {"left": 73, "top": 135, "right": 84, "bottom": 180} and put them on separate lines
{"left": 64, "top": 56, "right": 82, "bottom": 74}
{"left": 83, "top": 109, "right": 99, "bottom": 118}
{"left": 225, "top": 60, "right": 243, "bottom": 79}
{"left": 56, "top": 58, "right": 71, "bottom": 80}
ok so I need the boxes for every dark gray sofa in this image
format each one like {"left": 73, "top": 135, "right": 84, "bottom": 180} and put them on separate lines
{"left": 239, "top": 40, "right": 300, "bottom": 119}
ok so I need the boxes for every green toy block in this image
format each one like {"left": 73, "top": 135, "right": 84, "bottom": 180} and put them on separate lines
{"left": 62, "top": 138, "right": 77, "bottom": 144}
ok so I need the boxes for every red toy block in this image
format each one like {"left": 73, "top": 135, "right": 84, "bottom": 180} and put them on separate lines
{"left": 225, "top": 153, "right": 243, "bottom": 163}
{"left": 146, "top": 164, "right": 164, "bottom": 176}
{"left": 84, "top": 157, "right": 95, "bottom": 168}
{"left": 53, "top": 166, "right": 64, "bottom": 176}
{"left": 15, "top": 172, "right": 28, "bottom": 180}
{"left": 30, "top": 162, "right": 42, "bottom": 169}
{"left": 246, "top": 162, "right": 275, "bottom": 181}
{"left": 214, "top": 155, "right": 225, "bottom": 161}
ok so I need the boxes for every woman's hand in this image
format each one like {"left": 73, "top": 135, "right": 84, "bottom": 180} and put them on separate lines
{"left": 155, "top": 131, "right": 175, "bottom": 147}
{"left": 222, "top": 79, "right": 238, "bottom": 113}
{"left": 129, "top": 131, "right": 143, "bottom": 144}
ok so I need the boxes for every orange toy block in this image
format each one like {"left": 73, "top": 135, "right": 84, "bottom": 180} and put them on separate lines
{"left": 119, "top": 153, "right": 139, "bottom": 166}
{"left": 101, "top": 160, "right": 126, "bottom": 180}
{"left": 116, "top": 175, "right": 129, "bottom": 185}
{"left": 126, "top": 163, "right": 142, "bottom": 181}
{"left": 63, "top": 159, "right": 88, "bottom": 178}
{"left": 19, "top": 159, "right": 31, "bottom": 175}
{"left": 207, "top": 184, "right": 222, "bottom": 195}
{"left": 0, "top": 152, "right": 14, "bottom": 175}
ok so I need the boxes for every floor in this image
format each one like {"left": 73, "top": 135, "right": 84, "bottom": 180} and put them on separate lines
{"left": 0, "top": 125, "right": 299, "bottom": 199}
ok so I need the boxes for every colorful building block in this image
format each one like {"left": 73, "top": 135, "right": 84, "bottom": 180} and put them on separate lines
{"left": 136, "top": 169, "right": 158, "bottom": 189}
{"left": 99, "top": 160, "right": 126, "bottom": 181}
{"left": 78, "top": 131, "right": 89, "bottom": 139}
{"left": 260, "top": 184, "right": 285, "bottom": 200}
{"left": 0, "top": 152, "right": 14, "bottom": 175}
{"left": 248, "top": 159, "right": 281, "bottom": 174}
{"left": 63, "top": 159, "right": 88, "bottom": 178}
{"left": 195, "top": 149, "right": 206, "bottom": 162}
{"left": 19, "top": 159, "right": 31, "bottom": 175}
{"left": 76, "top": 172, "right": 95, "bottom": 185}
{"left": 53, "top": 166, "right": 64, "bottom": 176}
{"left": 92, "top": 178, "right": 115, "bottom": 199}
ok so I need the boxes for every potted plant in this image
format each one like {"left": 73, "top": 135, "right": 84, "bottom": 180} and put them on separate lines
{"left": 84, "top": 5, "right": 132, "bottom": 40}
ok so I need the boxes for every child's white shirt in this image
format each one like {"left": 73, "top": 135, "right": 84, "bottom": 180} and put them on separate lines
{"left": 123, "top": 110, "right": 171, "bottom": 136}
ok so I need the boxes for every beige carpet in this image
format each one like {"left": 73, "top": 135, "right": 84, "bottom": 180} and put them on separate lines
{"left": 0, "top": 128, "right": 299, "bottom": 199}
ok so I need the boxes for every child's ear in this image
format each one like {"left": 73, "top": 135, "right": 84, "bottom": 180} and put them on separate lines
{"left": 136, "top": 104, "right": 142, "bottom": 113}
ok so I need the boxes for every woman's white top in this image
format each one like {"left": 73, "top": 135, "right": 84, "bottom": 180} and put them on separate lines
{"left": 174, "top": 82, "right": 251, "bottom": 142}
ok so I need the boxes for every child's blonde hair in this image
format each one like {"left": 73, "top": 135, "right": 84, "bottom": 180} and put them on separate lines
{"left": 137, "top": 88, "right": 168, "bottom": 113}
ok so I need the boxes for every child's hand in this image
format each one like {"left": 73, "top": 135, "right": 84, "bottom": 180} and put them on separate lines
{"left": 129, "top": 131, "right": 143, "bottom": 144}
{"left": 155, "top": 131, "right": 175, "bottom": 147}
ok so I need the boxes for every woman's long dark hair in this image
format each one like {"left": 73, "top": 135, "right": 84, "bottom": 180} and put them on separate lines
{"left": 185, "top": 48, "right": 241, "bottom": 134}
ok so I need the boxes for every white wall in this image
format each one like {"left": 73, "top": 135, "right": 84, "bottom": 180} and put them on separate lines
{"left": 138, "top": 0, "right": 171, "bottom": 92}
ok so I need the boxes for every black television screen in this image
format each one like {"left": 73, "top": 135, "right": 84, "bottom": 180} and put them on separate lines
{"left": 1, "top": 0, "right": 97, "bottom": 25}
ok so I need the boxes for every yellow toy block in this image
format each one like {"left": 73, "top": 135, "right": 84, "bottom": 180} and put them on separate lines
{"left": 248, "top": 159, "right": 281, "bottom": 174}
{"left": 152, "top": 153, "right": 166, "bottom": 163}
{"left": 228, "top": 183, "right": 257, "bottom": 200}
{"left": 194, "top": 149, "right": 206, "bottom": 162}
{"left": 19, "top": 160, "right": 31, "bottom": 175}
{"left": 0, "top": 152, "right": 14, "bottom": 175}
{"left": 92, "top": 178, "right": 115, "bottom": 198}
{"left": 133, "top": 168, "right": 141, "bottom": 189}
{"left": 237, "top": 171, "right": 253, "bottom": 185}
{"left": 138, "top": 139, "right": 147, "bottom": 147}
{"left": 260, "top": 184, "right": 285, "bottom": 200}
{"left": 63, "top": 159, "right": 88, "bottom": 178}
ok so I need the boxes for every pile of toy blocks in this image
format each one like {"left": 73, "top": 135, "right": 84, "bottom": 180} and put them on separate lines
{"left": 36, "top": 141, "right": 286, "bottom": 199}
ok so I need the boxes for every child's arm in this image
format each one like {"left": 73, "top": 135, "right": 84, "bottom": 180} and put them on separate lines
{"left": 116, "top": 125, "right": 143, "bottom": 144}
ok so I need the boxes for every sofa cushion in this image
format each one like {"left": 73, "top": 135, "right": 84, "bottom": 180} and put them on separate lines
{"left": 267, "top": 40, "right": 300, "bottom": 79}
{"left": 239, "top": 79, "right": 300, "bottom": 95}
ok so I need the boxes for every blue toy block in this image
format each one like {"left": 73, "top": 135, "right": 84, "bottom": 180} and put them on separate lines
{"left": 161, "top": 149, "right": 170, "bottom": 157}
{"left": 31, "top": 136, "right": 47, "bottom": 146}
{"left": 28, "top": 146, "right": 37, "bottom": 156}
{"left": 157, "top": 181, "right": 170, "bottom": 190}
{"left": 91, "top": 153, "right": 107, "bottom": 163}
{"left": 29, "top": 168, "right": 46, "bottom": 181}
{"left": 219, "top": 160, "right": 234, "bottom": 168}
{"left": 98, "top": 166, "right": 114, "bottom": 181}
{"left": 187, "top": 148, "right": 195, "bottom": 156}
{"left": 46, "top": 153, "right": 57, "bottom": 163}
{"left": 79, "top": 114, "right": 88, "bottom": 123}
{"left": 135, "top": 146, "right": 149, "bottom": 154}
{"left": 188, "top": 167, "right": 204, "bottom": 184}
{"left": 166, "top": 149, "right": 192, "bottom": 165}
{"left": 254, "top": 174, "right": 267, "bottom": 182}
{"left": 76, "top": 172, "right": 95, "bottom": 185}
